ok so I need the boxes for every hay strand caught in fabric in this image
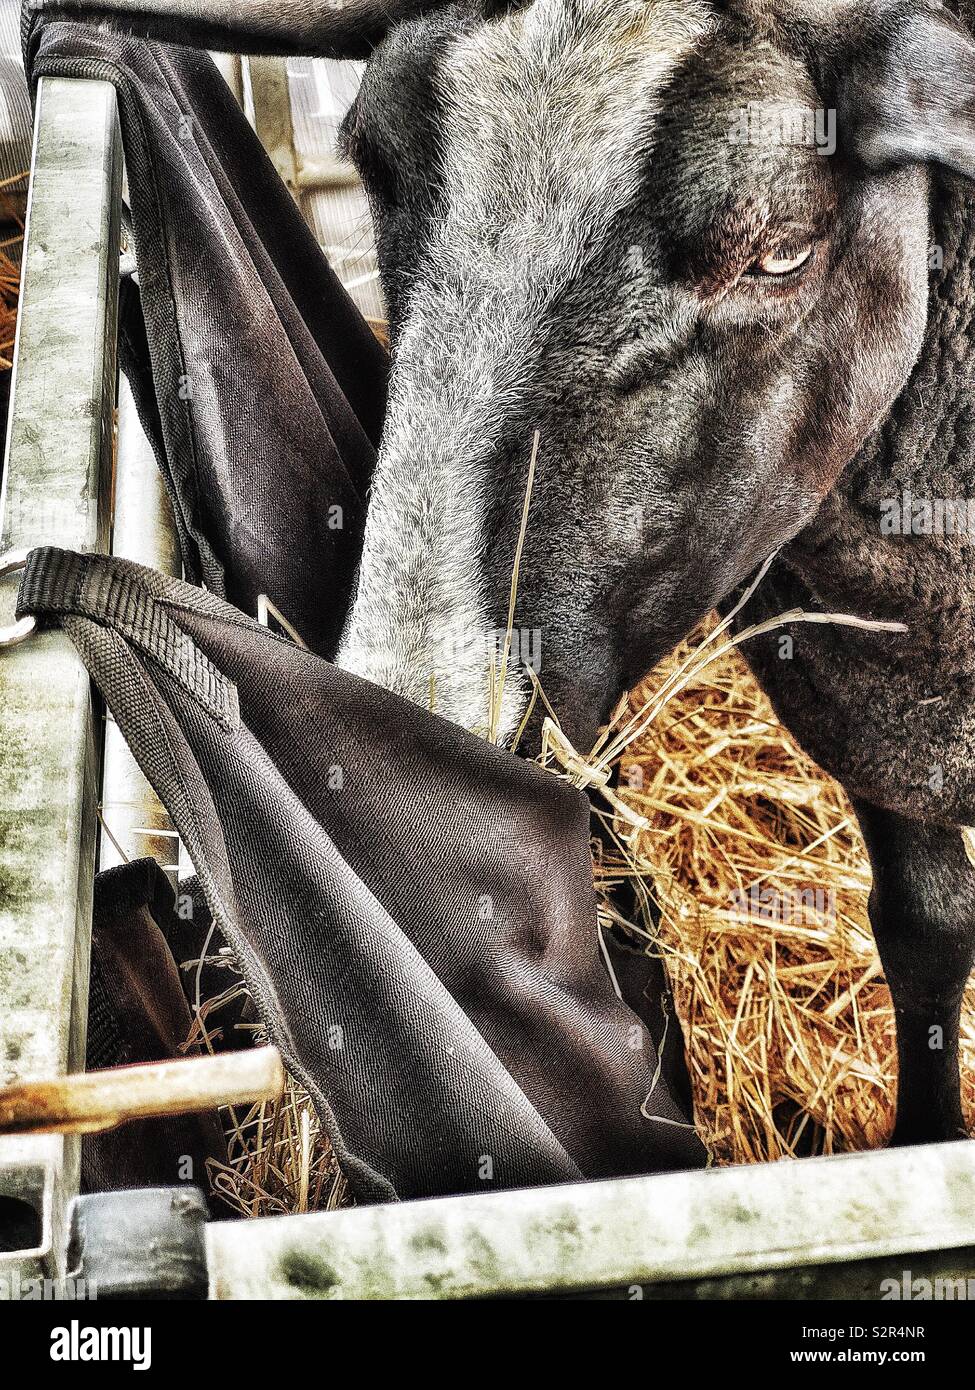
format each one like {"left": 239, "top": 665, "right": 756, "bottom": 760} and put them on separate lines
{"left": 209, "top": 1073, "right": 350, "bottom": 1218}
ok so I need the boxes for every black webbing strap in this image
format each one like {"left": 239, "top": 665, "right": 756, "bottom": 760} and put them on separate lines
{"left": 17, "top": 546, "right": 238, "bottom": 728}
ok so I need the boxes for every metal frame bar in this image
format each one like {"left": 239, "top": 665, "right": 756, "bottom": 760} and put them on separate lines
{"left": 205, "top": 1140, "right": 975, "bottom": 1300}
{"left": 98, "top": 375, "right": 180, "bottom": 883}
{"left": 247, "top": 56, "right": 359, "bottom": 198}
{"left": 247, "top": 57, "right": 300, "bottom": 198}
{"left": 0, "top": 77, "right": 122, "bottom": 1281}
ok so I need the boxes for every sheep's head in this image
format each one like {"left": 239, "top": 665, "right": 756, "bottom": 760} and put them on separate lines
{"left": 337, "top": 0, "right": 975, "bottom": 748}
{"left": 37, "top": 1, "right": 975, "bottom": 747}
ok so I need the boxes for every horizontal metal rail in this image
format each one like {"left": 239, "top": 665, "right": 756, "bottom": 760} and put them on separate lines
{"left": 207, "top": 1140, "right": 975, "bottom": 1300}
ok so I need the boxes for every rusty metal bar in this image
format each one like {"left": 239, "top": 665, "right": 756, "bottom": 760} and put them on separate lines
{"left": 0, "top": 1047, "right": 285, "bottom": 1139}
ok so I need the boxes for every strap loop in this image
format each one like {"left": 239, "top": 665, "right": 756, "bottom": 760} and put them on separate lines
{"left": 16, "top": 547, "right": 239, "bottom": 729}
{"left": 0, "top": 550, "right": 38, "bottom": 649}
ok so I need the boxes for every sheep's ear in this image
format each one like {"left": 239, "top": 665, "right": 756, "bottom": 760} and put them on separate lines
{"left": 842, "top": 3, "right": 975, "bottom": 180}
{"left": 27, "top": 0, "right": 454, "bottom": 58}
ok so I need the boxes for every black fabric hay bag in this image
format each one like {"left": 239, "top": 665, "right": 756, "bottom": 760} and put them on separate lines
{"left": 24, "top": 5, "right": 388, "bottom": 661}
{"left": 17, "top": 549, "right": 704, "bottom": 1202}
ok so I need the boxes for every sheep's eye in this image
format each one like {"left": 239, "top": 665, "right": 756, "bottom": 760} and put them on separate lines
{"left": 749, "top": 245, "right": 814, "bottom": 278}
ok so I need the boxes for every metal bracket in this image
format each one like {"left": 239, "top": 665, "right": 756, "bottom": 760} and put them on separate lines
{"left": 0, "top": 551, "right": 35, "bottom": 648}
{"left": 69, "top": 1187, "right": 209, "bottom": 1300}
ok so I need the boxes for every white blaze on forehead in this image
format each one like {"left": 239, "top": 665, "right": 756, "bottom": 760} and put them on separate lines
{"left": 336, "top": 0, "right": 712, "bottom": 741}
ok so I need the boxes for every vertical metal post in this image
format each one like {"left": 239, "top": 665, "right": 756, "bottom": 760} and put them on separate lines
{"left": 98, "top": 377, "right": 180, "bottom": 883}
{"left": 0, "top": 77, "right": 121, "bottom": 1282}
{"left": 209, "top": 51, "right": 244, "bottom": 107}
{"left": 247, "top": 57, "right": 300, "bottom": 200}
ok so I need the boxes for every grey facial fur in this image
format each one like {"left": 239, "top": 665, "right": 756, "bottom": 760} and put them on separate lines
{"left": 335, "top": 0, "right": 942, "bottom": 752}
{"left": 338, "top": 0, "right": 714, "bottom": 738}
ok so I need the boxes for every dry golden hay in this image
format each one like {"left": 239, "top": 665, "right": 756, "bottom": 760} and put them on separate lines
{"left": 614, "top": 630, "right": 906, "bottom": 1165}
{"left": 604, "top": 625, "right": 975, "bottom": 1166}
{"left": 209, "top": 607, "right": 975, "bottom": 1215}
{"left": 210, "top": 1074, "right": 350, "bottom": 1217}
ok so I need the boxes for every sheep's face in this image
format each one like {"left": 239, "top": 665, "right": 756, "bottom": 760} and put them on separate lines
{"left": 337, "top": 0, "right": 972, "bottom": 749}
